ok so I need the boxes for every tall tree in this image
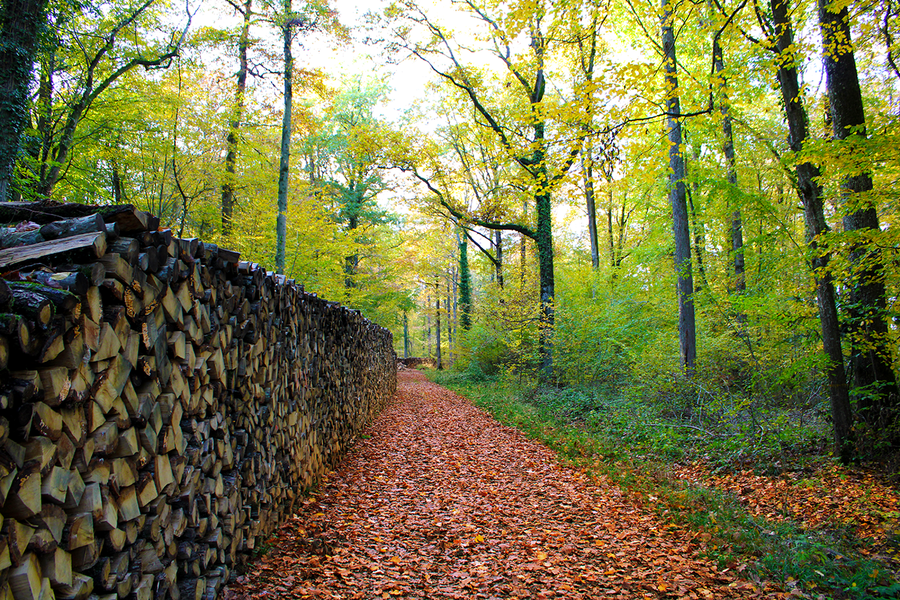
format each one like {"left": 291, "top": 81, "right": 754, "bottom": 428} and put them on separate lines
{"left": 393, "top": 0, "right": 597, "bottom": 377}
{"left": 661, "top": 0, "right": 697, "bottom": 373}
{"left": 221, "top": 0, "right": 254, "bottom": 237}
{"left": 583, "top": 128, "right": 621, "bottom": 273}
{"left": 0, "top": 0, "right": 48, "bottom": 202}
{"left": 273, "top": 0, "right": 337, "bottom": 274}
{"left": 441, "top": 118, "right": 509, "bottom": 291}
{"left": 768, "top": 0, "right": 853, "bottom": 461}
{"left": 275, "top": 0, "right": 294, "bottom": 274}
{"left": 819, "top": 0, "right": 899, "bottom": 445}
{"left": 33, "top": 0, "right": 192, "bottom": 199}
{"left": 710, "top": 12, "right": 745, "bottom": 293}
{"left": 318, "top": 80, "right": 394, "bottom": 288}
{"left": 582, "top": 147, "right": 601, "bottom": 270}
{"left": 578, "top": 11, "right": 602, "bottom": 271}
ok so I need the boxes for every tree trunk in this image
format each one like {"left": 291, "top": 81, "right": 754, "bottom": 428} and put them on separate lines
{"left": 687, "top": 144, "right": 708, "bottom": 293}
{"left": 662, "top": 0, "right": 697, "bottom": 374}
{"left": 111, "top": 162, "right": 123, "bottom": 204}
{"left": 0, "top": 0, "right": 49, "bottom": 202}
{"left": 275, "top": 0, "right": 292, "bottom": 275}
{"left": 606, "top": 190, "right": 616, "bottom": 269}
{"left": 820, "top": 0, "right": 899, "bottom": 444}
{"left": 494, "top": 230, "right": 504, "bottom": 289}
{"left": 448, "top": 273, "right": 455, "bottom": 365}
{"left": 771, "top": 0, "right": 853, "bottom": 462}
{"left": 435, "top": 287, "right": 442, "bottom": 370}
{"left": 579, "top": 13, "right": 600, "bottom": 271}
{"left": 452, "top": 264, "right": 458, "bottom": 332}
{"left": 344, "top": 205, "right": 359, "bottom": 288}
{"left": 535, "top": 186, "right": 555, "bottom": 379}
{"left": 582, "top": 146, "right": 600, "bottom": 270}
{"left": 687, "top": 182, "right": 707, "bottom": 294}
{"left": 221, "top": 0, "right": 252, "bottom": 237}
{"left": 425, "top": 294, "right": 431, "bottom": 358}
{"left": 36, "top": 52, "right": 54, "bottom": 199}
{"left": 616, "top": 192, "right": 628, "bottom": 267}
{"left": 713, "top": 40, "right": 745, "bottom": 293}
{"left": 403, "top": 311, "right": 410, "bottom": 359}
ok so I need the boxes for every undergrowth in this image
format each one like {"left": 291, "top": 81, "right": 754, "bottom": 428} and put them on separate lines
{"left": 425, "top": 368, "right": 900, "bottom": 600}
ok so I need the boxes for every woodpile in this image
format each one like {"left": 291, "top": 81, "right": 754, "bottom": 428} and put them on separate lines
{"left": 396, "top": 358, "right": 435, "bottom": 370}
{"left": 0, "top": 201, "right": 397, "bottom": 600}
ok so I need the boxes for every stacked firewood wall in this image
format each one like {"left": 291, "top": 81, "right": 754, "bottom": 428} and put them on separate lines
{"left": 0, "top": 202, "right": 397, "bottom": 600}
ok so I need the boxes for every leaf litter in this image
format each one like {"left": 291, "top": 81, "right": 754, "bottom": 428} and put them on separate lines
{"left": 673, "top": 462, "right": 900, "bottom": 557}
{"left": 224, "top": 370, "right": 785, "bottom": 599}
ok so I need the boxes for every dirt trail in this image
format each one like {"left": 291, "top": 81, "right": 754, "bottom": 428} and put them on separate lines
{"left": 224, "top": 370, "right": 773, "bottom": 599}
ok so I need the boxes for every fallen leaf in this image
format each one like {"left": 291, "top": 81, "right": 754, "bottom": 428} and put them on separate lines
{"left": 221, "top": 371, "right": 765, "bottom": 600}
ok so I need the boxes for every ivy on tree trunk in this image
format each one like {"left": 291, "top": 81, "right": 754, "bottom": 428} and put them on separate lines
{"left": 819, "top": 0, "right": 899, "bottom": 448}
{"left": 0, "top": 0, "right": 48, "bottom": 202}
{"left": 275, "top": 0, "right": 293, "bottom": 275}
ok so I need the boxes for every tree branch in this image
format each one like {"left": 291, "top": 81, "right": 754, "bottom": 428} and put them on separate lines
{"left": 401, "top": 165, "right": 536, "bottom": 239}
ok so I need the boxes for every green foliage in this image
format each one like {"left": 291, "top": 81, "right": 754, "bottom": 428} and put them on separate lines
{"left": 431, "top": 371, "right": 899, "bottom": 599}
{"left": 447, "top": 320, "right": 508, "bottom": 377}
{"left": 553, "top": 269, "right": 662, "bottom": 388}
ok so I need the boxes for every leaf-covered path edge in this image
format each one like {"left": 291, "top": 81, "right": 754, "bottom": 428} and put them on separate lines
{"left": 223, "top": 370, "right": 786, "bottom": 599}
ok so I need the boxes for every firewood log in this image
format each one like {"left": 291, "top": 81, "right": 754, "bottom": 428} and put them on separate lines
{"left": 39, "top": 546, "right": 72, "bottom": 586}
{"left": 3, "top": 463, "right": 42, "bottom": 519}
{"left": 38, "top": 215, "right": 105, "bottom": 242}
{"left": 0, "top": 232, "right": 107, "bottom": 270}
{"left": 54, "top": 571, "right": 93, "bottom": 600}
{"left": 8, "top": 553, "right": 41, "bottom": 600}
{"left": 33, "top": 506, "right": 65, "bottom": 545}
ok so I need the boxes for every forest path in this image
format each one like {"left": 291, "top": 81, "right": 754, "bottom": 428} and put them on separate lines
{"left": 224, "top": 370, "right": 771, "bottom": 600}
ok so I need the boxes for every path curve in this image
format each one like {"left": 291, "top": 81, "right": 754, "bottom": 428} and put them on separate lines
{"left": 225, "top": 370, "right": 770, "bottom": 599}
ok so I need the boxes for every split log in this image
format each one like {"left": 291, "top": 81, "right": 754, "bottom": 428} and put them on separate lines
{"left": 39, "top": 546, "right": 72, "bottom": 586}
{"left": 33, "top": 506, "right": 66, "bottom": 545}
{"left": 2, "top": 463, "right": 42, "bottom": 519}
{"left": 8, "top": 553, "right": 41, "bottom": 600}
{"left": 8, "top": 519, "right": 36, "bottom": 565}
{"left": 0, "top": 232, "right": 107, "bottom": 270}
{"left": 54, "top": 572, "right": 93, "bottom": 600}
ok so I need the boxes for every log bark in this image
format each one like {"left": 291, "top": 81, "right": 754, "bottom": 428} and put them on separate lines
{"left": 0, "top": 232, "right": 107, "bottom": 270}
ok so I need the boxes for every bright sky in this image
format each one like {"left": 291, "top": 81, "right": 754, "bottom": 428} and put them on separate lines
{"left": 301, "top": 0, "right": 439, "bottom": 121}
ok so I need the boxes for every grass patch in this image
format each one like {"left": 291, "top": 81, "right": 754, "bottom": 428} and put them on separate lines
{"left": 425, "top": 368, "right": 900, "bottom": 600}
